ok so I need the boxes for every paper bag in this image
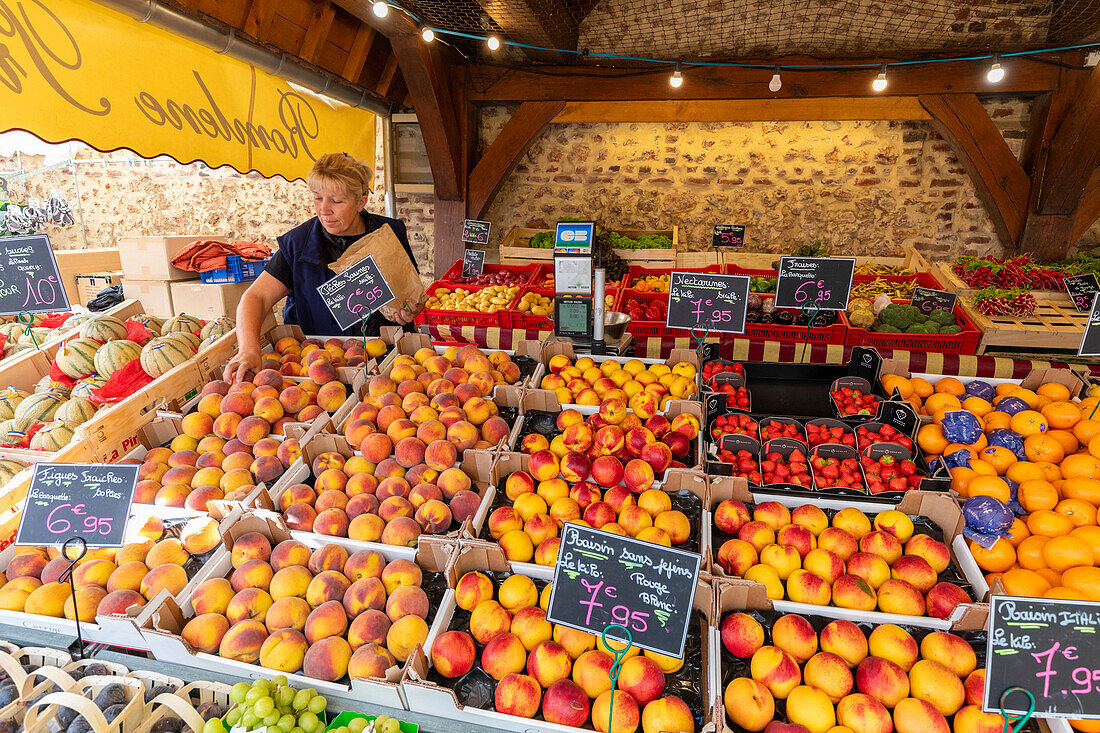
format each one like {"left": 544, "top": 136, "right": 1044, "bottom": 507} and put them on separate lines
{"left": 328, "top": 225, "right": 426, "bottom": 322}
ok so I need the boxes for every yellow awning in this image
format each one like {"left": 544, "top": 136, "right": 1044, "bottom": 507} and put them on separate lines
{"left": 0, "top": 0, "right": 376, "bottom": 181}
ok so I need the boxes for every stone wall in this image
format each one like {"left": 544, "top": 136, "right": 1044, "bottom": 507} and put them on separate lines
{"left": 479, "top": 98, "right": 1100, "bottom": 260}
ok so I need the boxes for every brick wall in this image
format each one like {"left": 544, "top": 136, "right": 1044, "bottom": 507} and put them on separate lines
{"left": 477, "top": 98, "right": 1100, "bottom": 260}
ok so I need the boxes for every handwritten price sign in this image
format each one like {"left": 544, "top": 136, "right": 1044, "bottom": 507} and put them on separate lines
{"left": 774, "top": 256, "right": 855, "bottom": 311}
{"left": 986, "top": 595, "right": 1100, "bottom": 719}
{"left": 461, "top": 219, "right": 491, "bottom": 245}
{"left": 911, "top": 287, "right": 958, "bottom": 315}
{"left": 317, "top": 254, "right": 395, "bottom": 331}
{"left": 712, "top": 224, "right": 746, "bottom": 248}
{"left": 546, "top": 523, "right": 700, "bottom": 657}
{"left": 0, "top": 234, "right": 70, "bottom": 316}
{"left": 1064, "top": 274, "right": 1100, "bottom": 314}
{"left": 666, "top": 271, "right": 750, "bottom": 334}
{"left": 17, "top": 463, "right": 139, "bottom": 548}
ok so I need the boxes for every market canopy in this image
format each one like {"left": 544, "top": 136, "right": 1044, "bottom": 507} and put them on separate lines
{"left": 0, "top": 0, "right": 376, "bottom": 181}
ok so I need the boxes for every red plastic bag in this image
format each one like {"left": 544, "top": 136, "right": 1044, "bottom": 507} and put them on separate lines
{"left": 47, "top": 361, "right": 82, "bottom": 386}
{"left": 124, "top": 320, "right": 153, "bottom": 343}
{"left": 91, "top": 361, "right": 155, "bottom": 404}
{"left": 0, "top": 334, "right": 7, "bottom": 352}
{"left": 39, "top": 313, "right": 74, "bottom": 329}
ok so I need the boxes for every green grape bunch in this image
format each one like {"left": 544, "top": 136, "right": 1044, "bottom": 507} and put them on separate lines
{"left": 209, "top": 678, "right": 327, "bottom": 733}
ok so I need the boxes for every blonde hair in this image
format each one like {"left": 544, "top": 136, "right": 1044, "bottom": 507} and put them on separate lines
{"left": 308, "top": 153, "right": 373, "bottom": 198}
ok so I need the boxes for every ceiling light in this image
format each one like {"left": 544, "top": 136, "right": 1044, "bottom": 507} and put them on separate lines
{"left": 371, "top": 2, "right": 388, "bottom": 18}
{"left": 487, "top": 35, "right": 501, "bottom": 51}
{"left": 420, "top": 26, "right": 435, "bottom": 43}
{"left": 768, "top": 65, "right": 782, "bottom": 92}
{"left": 872, "top": 64, "right": 888, "bottom": 92}
{"left": 987, "top": 54, "right": 1005, "bottom": 83}
{"left": 670, "top": 62, "right": 683, "bottom": 88}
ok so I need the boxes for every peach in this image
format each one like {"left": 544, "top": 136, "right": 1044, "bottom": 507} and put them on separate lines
{"left": 133, "top": 480, "right": 160, "bottom": 504}
{"left": 543, "top": 680, "right": 591, "bottom": 727}
{"left": 316, "top": 468, "right": 349, "bottom": 494}
{"left": 437, "top": 466, "right": 472, "bottom": 499}
{"left": 772, "top": 614, "right": 818, "bottom": 662}
{"left": 786, "top": 568, "right": 832, "bottom": 606}
{"left": 385, "top": 585, "right": 428, "bottom": 621}
{"left": 714, "top": 499, "right": 752, "bottom": 535}
{"left": 909, "top": 659, "right": 965, "bottom": 716}
{"left": 191, "top": 577, "right": 235, "bottom": 616}
{"left": 73, "top": 559, "right": 116, "bottom": 588}
{"left": 846, "top": 553, "right": 891, "bottom": 590}
{"left": 528, "top": 449, "right": 561, "bottom": 482}
{"left": 258, "top": 627, "right": 309, "bottom": 673}
{"left": 377, "top": 476, "right": 411, "bottom": 501}
{"left": 347, "top": 473, "right": 380, "bottom": 499}
{"left": 964, "top": 670, "right": 986, "bottom": 707}
{"left": 804, "top": 652, "right": 854, "bottom": 703}
{"left": 313, "top": 508, "right": 351, "bottom": 537}
{"left": 904, "top": 534, "right": 951, "bottom": 574}
{"left": 494, "top": 672, "right": 542, "bottom": 719}
{"left": 140, "top": 564, "right": 187, "bottom": 600}
{"left": 524, "top": 513, "right": 558, "bottom": 547}
{"left": 519, "top": 433, "right": 550, "bottom": 454}
{"left": 890, "top": 555, "right": 937, "bottom": 594}
{"left": 415, "top": 499, "right": 453, "bottom": 533}
{"left": 920, "top": 631, "right": 977, "bottom": 677}
{"left": 837, "top": 693, "right": 893, "bottom": 733}
{"left": 270, "top": 565, "right": 312, "bottom": 600}
{"left": 570, "top": 481, "right": 602, "bottom": 508}
{"left": 859, "top": 531, "right": 904, "bottom": 565}
{"left": 477, "top": 630, "right": 525, "bottom": 681}
{"left": 833, "top": 507, "right": 873, "bottom": 539}
{"left": 348, "top": 609, "right": 390, "bottom": 649}
{"left": 624, "top": 458, "right": 655, "bottom": 493}
{"left": 431, "top": 630, "right": 477, "bottom": 678}
{"left": 455, "top": 570, "right": 494, "bottom": 611}
{"left": 343, "top": 577, "right": 386, "bottom": 616}
{"left": 553, "top": 625, "right": 596, "bottom": 659}
{"left": 306, "top": 570, "right": 351, "bottom": 607}
{"left": 97, "top": 589, "right": 145, "bottom": 617}
{"left": 832, "top": 574, "right": 878, "bottom": 612}
{"left": 894, "top": 698, "right": 950, "bottom": 733}
{"left": 804, "top": 548, "right": 846, "bottom": 584}
{"left": 227, "top": 588, "right": 273, "bottom": 624}
{"left": 791, "top": 504, "right": 830, "bottom": 535}
{"left": 573, "top": 649, "right": 615, "bottom": 698}
{"left": 24, "top": 582, "right": 70, "bottom": 617}
{"left": 235, "top": 416, "right": 271, "bottom": 446}
{"left": 740, "top": 521, "right": 776, "bottom": 553}
{"left": 856, "top": 655, "right": 910, "bottom": 707}
{"left": 820, "top": 620, "right": 868, "bottom": 667}
{"left": 467, "top": 599, "right": 510, "bottom": 645}
{"left": 603, "top": 485, "right": 636, "bottom": 513}
{"left": 386, "top": 614, "right": 428, "bottom": 663}
{"left": 481, "top": 416, "right": 510, "bottom": 446}
{"left": 925, "top": 582, "right": 970, "bottom": 620}
{"left": 221, "top": 392, "right": 255, "bottom": 417}
{"left": 154, "top": 483, "right": 190, "bottom": 508}
{"left": 497, "top": 573, "right": 536, "bottom": 612}
{"left": 777, "top": 524, "right": 816, "bottom": 559}
{"left": 819, "top": 527, "right": 859, "bottom": 561}
{"left": 641, "top": 696, "right": 693, "bottom": 733}
{"left": 560, "top": 451, "right": 592, "bottom": 483}
{"left": 761, "top": 544, "right": 802, "bottom": 580}
{"left": 721, "top": 612, "right": 765, "bottom": 658}
{"left": 583, "top": 501, "right": 616, "bottom": 529}
{"left": 231, "top": 532, "right": 272, "bottom": 568}
{"left": 347, "top": 642, "right": 396, "bottom": 680}
{"left": 304, "top": 599, "right": 349, "bottom": 643}
{"left": 266, "top": 596, "right": 310, "bottom": 632}
{"left": 380, "top": 558, "right": 421, "bottom": 593}
{"left": 283, "top": 504, "right": 317, "bottom": 531}
{"left": 106, "top": 561, "right": 147, "bottom": 594}
{"left": 717, "top": 538, "right": 758, "bottom": 577}
{"left": 230, "top": 559, "right": 273, "bottom": 593}
{"left": 876, "top": 579, "right": 925, "bottom": 616}
{"left": 787, "top": 684, "right": 836, "bottom": 733}
{"left": 724, "top": 678, "right": 775, "bottom": 733}
{"left": 510, "top": 605, "right": 552, "bottom": 651}
{"left": 218, "top": 618, "right": 268, "bottom": 663}
{"left": 269, "top": 539, "right": 311, "bottom": 571}
{"left": 654, "top": 509, "right": 690, "bottom": 545}
{"left": 302, "top": 635, "right": 353, "bottom": 682}
{"left": 867, "top": 624, "right": 919, "bottom": 672}
{"left": 617, "top": 655, "right": 665, "bottom": 706}
{"left": 182, "top": 613, "right": 231, "bottom": 654}
{"left": 751, "top": 645, "right": 802, "bottom": 699}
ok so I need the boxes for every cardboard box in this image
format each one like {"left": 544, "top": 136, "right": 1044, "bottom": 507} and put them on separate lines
{"left": 170, "top": 280, "right": 250, "bottom": 321}
{"left": 75, "top": 271, "right": 121, "bottom": 304}
{"left": 55, "top": 248, "right": 121, "bottom": 307}
{"left": 122, "top": 279, "right": 175, "bottom": 318}
{"left": 117, "top": 235, "right": 219, "bottom": 281}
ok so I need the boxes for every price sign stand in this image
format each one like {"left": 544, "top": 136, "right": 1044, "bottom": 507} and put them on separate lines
{"left": 18, "top": 312, "right": 41, "bottom": 350}
{"left": 57, "top": 538, "right": 89, "bottom": 658}
{"left": 602, "top": 623, "right": 633, "bottom": 733}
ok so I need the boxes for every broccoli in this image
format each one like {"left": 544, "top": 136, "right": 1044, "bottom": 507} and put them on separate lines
{"left": 940, "top": 325, "right": 963, "bottom": 335}
{"left": 930, "top": 309, "right": 956, "bottom": 326}
{"left": 906, "top": 323, "right": 927, "bottom": 334}
{"left": 878, "top": 304, "right": 922, "bottom": 329}
{"left": 924, "top": 322, "right": 941, "bottom": 334}
{"left": 873, "top": 324, "right": 901, "bottom": 333}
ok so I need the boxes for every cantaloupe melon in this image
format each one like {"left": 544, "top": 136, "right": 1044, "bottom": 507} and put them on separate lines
{"left": 78, "top": 315, "right": 127, "bottom": 343}
{"left": 30, "top": 421, "right": 74, "bottom": 451}
{"left": 93, "top": 340, "right": 142, "bottom": 377}
{"left": 54, "top": 338, "right": 100, "bottom": 379}
{"left": 162, "top": 314, "right": 203, "bottom": 336}
{"left": 0, "top": 389, "right": 29, "bottom": 420}
{"left": 14, "top": 392, "right": 64, "bottom": 423}
{"left": 55, "top": 398, "right": 97, "bottom": 426}
{"left": 140, "top": 337, "right": 194, "bottom": 377}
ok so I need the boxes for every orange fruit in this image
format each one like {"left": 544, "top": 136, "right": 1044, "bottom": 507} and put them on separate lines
{"left": 1024, "top": 433, "right": 1065, "bottom": 464}
{"left": 1000, "top": 568, "right": 1052, "bottom": 597}
{"left": 1046, "top": 429, "right": 1080, "bottom": 456}
{"left": 966, "top": 475, "right": 1011, "bottom": 503}
{"left": 935, "top": 377, "right": 965, "bottom": 396}
{"left": 1046, "top": 587, "right": 1087, "bottom": 600}
{"left": 1040, "top": 536, "right": 1094, "bottom": 572}
{"left": 1061, "top": 478, "right": 1100, "bottom": 504}
{"left": 1071, "top": 717, "right": 1100, "bottom": 732}
{"left": 995, "top": 383, "right": 1019, "bottom": 396}
{"left": 882, "top": 375, "right": 914, "bottom": 399}
{"left": 1055, "top": 498, "right": 1097, "bottom": 528}
{"left": 967, "top": 538, "right": 1016, "bottom": 573}
{"left": 970, "top": 460, "right": 998, "bottom": 476}
{"left": 978, "top": 445, "right": 1016, "bottom": 474}
{"left": 1009, "top": 410, "right": 1048, "bottom": 437}
{"left": 917, "top": 424, "right": 949, "bottom": 456}
{"left": 925, "top": 393, "right": 962, "bottom": 415}
{"left": 1042, "top": 401, "right": 1081, "bottom": 430}
{"left": 962, "top": 396, "right": 994, "bottom": 418}
{"left": 983, "top": 411, "right": 1012, "bottom": 433}
{"left": 1006, "top": 461, "right": 1045, "bottom": 484}
{"left": 1036, "top": 568, "right": 1063, "bottom": 587}
{"left": 1012, "top": 388, "right": 1041, "bottom": 408}
{"left": 910, "top": 377, "right": 934, "bottom": 399}
{"left": 949, "top": 467, "right": 979, "bottom": 497}
{"left": 1016, "top": 536, "right": 1050, "bottom": 570}
{"left": 1063, "top": 454, "right": 1100, "bottom": 480}
{"left": 1070, "top": 526, "right": 1100, "bottom": 564}
{"left": 1062, "top": 566, "right": 1100, "bottom": 600}
{"left": 1073, "top": 419, "right": 1100, "bottom": 445}
{"left": 1033, "top": 461, "right": 1063, "bottom": 482}
{"left": 1005, "top": 517, "right": 1030, "bottom": 547}
{"left": 1037, "top": 382, "right": 1072, "bottom": 401}
{"left": 1027, "top": 510, "right": 1075, "bottom": 538}
{"left": 1017, "top": 480, "right": 1059, "bottom": 512}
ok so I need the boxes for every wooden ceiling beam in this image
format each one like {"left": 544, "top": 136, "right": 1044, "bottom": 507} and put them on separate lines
{"left": 299, "top": 0, "right": 336, "bottom": 64}
{"left": 342, "top": 24, "right": 377, "bottom": 80}
{"left": 242, "top": 0, "right": 278, "bottom": 40}
{"left": 466, "top": 56, "right": 1069, "bottom": 102}
{"left": 552, "top": 97, "right": 932, "bottom": 122}
{"left": 476, "top": 0, "right": 578, "bottom": 63}
{"left": 1072, "top": 168, "right": 1100, "bottom": 243}
{"left": 1036, "top": 63, "right": 1100, "bottom": 215}
{"left": 919, "top": 94, "right": 1030, "bottom": 246}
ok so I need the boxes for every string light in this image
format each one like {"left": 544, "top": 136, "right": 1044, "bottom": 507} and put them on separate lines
{"left": 871, "top": 63, "right": 888, "bottom": 92}
{"left": 768, "top": 65, "right": 782, "bottom": 92}
{"left": 987, "top": 54, "right": 1005, "bottom": 83}
{"left": 420, "top": 25, "right": 435, "bottom": 42}
{"left": 487, "top": 35, "right": 501, "bottom": 51}
{"left": 669, "top": 62, "right": 683, "bottom": 88}
{"left": 371, "top": 1, "right": 388, "bottom": 18}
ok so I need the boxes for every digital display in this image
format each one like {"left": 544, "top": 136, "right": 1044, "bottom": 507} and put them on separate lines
{"left": 555, "top": 297, "right": 592, "bottom": 339}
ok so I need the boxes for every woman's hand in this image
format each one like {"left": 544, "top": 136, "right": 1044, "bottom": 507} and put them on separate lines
{"left": 390, "top": 300, "right": 423, "bottom": 326}
{"left": 223, "top": 349, "right": 262, "bottom": 383}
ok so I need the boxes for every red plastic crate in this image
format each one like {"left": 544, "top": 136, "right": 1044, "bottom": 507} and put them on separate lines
{"left": 529, "top": 263, "right": 625, "bottom": 292}
{"left": 620, "top": 290, "right": 675, "bottom": 338}
{"left": 843, "top": 299, "right": 980, "bottom": 355}
{"left": 625, "top": 265, "right": 720, "bottom": 292}
{"left": 438, "top": 260, "right": 538, "bottom": 287}
{"left": 414, "top": 282, "right": 517, "bottom": 328}
{"left": 507, "top": 286, "right": 621, "bottom": 330}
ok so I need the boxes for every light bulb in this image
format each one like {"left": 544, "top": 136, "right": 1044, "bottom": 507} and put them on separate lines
{"left": 421, "top": 26, "right": 435, "bottom": 42}
{"left": 872, "top": 64, "right": 888, "bottom": 92}
{"left": 987, "top": 55, "right": 1004, "bottom": 83}
{"left": 487, "top": 35, "right": 501, "bottom": 51}
{"left": 669, "top": 62, "right": 683, "bottom": 88}
{"left": 371, "top": 1, "right": 388, "bottom": 18}
{"left": 768, "top": 65, "right": 782, "bottom": 92}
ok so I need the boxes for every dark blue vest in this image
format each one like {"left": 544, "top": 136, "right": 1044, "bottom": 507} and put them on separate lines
{"left": 277, "top": 212, "right": 417, "bottom": 337}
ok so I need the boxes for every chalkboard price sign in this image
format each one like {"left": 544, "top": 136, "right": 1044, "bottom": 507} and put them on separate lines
{"left": 547, "top": 522, "right": 701, "bottom": 657}
{"left": 1079, "top": 296, "right": 1100, "bottom": 358}
{"left": 462, "top": 249, "right": 485, "bottom": 278}
{"left": 17, "top": 463, "right": 139, "bottom": 548}
{"left": 712, "top": 224, "right": 746, "bottom": 248}
{"left": 461, "top": 219, "right": 491, "bottom": 245}
{"left": 666, "top": 271, "right": 750, "bottom": 334}
{"left": 317, "top": 255, "right": 396, "bottom": 331}
{"left": 774, "top": 256, "right": 856, "bottom": 311}
{"left": 911, "top": 287, "right": 958, "bottom": 315}
{"left": 985, "top": 595, "right": 1100, "bottom": 720}
{"left": 1064, "top": 274, "right": 1100, "bottom": 313}
{"left": 0, "top": 234, "right": 70, "bottom": 316}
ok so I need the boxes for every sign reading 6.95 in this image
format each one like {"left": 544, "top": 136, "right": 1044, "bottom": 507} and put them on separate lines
{"left": 18, "top": 463, "right": 139, "bottom": 548}
{"left": 774, "top": 256, "right": 856, "bottom": 311}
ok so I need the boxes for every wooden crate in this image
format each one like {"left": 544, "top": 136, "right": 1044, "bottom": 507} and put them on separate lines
{"left": 677, "top": 245, "right": 933, "bottom": 273}
{"left": 499, "top": 226, "right": 677, "bottom": 266}
{"left": 962, "top": 296, "right": 1087, "bottom": 355}
{"left": 933, "top": 261, "right": 1072, "bottom": 304}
